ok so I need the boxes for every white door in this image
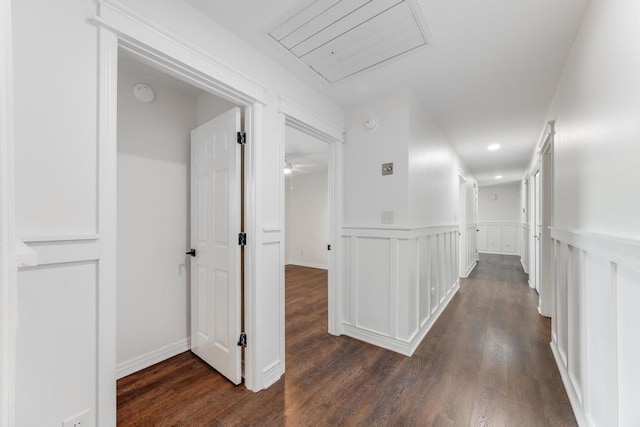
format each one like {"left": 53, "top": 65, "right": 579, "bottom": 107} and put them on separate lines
{"left": 189, "top": 107, "right": 242, "bottom": 385}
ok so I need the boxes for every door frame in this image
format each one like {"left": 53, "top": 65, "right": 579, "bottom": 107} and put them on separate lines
{"left": 277, "top": 97, "right": 344, "bottom": 370}
{"left": 0, "top": 0, "right": 16, "bottom": 425}
{"left": 95, "top": 3, "right": 267, "bottom": 425}
{"left": 526, "top": 121, "right": 555, "bottom": 316}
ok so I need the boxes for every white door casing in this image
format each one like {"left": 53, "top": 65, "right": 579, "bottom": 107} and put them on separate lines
{"left": 190, "top": 107, "right": 242, "bottom": 385}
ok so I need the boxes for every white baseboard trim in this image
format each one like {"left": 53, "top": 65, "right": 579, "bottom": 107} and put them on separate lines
{"left": 550, "top": 342, "right": 589, "bottom": 427}
{"left": 520, "top": 257, "right": 528, "bottom": 274}
{"left": 478, "top": 250, "right": 519, "bottom": 256}
{"left": 262, "top": 361, "right": 282, "bottom": 389}
{"left": 116, "top": 338, "right": 190, "bottom": 379}
{"left": 462, "top": 261, "right": 477, "bottom": 278}
{"left": 285, "top": 260, "right": 327, "bottom": 270}
{"left": 343, "top": 281, "right": 460, "bottom": 357}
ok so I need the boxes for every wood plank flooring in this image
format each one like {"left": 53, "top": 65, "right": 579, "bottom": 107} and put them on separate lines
{"left": 117, "top": 255, "right": 577, "bottom": 426}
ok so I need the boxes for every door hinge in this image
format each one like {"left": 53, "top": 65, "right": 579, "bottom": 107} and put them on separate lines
{"left": 237, "top": 131, "right": 246, "bottom": 145}
{"left": 237, "top": 332, "right": 247, "bottom": 347}
{"left": 327, "top": 244, "right": 331, "bottom": 251}
{"left": 238, "top": 232, "right": 247, "bottom": 246}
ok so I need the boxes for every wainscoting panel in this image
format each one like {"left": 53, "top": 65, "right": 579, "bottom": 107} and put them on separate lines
{"left": 342, "top": 226, "right": 460, "bottom": 356}
{"left": 461, "top": 223, "right": 478, "bottom": 277}
{"left": 477, "top": 222, "right": 519, "bottom": 255}
{"left": 551, "top": 228, "right": 640, "bottom": 427}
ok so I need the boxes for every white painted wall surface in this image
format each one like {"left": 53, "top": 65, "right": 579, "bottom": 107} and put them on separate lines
{"left": 478, "top": 183, "right": 520, "bottom": 223}
{"left": 285, "top": 172, "right": 328, "bottom": 270}
{"left": 116, "top": 68, "right": 196, "bottom": 373}
{"left": 11, "top": 0, "right": 344, "bottom": 423}
{"left": 342, "top": 92, "right": 473, "bottom": 354}
{"left": 539, "top": 1, "right": 640, "bottom": 425}
{"left": 344, "top": 92, "right": 410, "bottom": 226}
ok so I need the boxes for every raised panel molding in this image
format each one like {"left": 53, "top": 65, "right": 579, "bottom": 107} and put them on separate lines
{"left": 342, "top": 225, "right": 460, "bottom": 356}
{"left": 550, "top": 228, "right": 640, "bottom": 427}
{"left": 477, "top": 222, "right": 519, "bottom": 255}
{"left": 18, "top": 235, "right": 99, "bottom": 267}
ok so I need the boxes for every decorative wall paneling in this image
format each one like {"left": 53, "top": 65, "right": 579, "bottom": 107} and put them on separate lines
{"left": 519, "top": 223, "right": 529, "bottom": 274}
{"left": 477, "top": 222, "right": 519, "bottom": 255}
{"left": 16, "top": 236, "right": 99, "bottom": 426}
{"left": 550, "top": 228, "right": 640, "bottom": 427}
{"left": 461, "top": 223, "right": 478, "bottom": 278}
{"left": 341, "top": 226, "right": 459, "bottom": 356}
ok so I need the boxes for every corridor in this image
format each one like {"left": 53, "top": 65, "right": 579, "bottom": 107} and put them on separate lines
{"left": 117, "top": 258, "right": 576, "bottom": 425}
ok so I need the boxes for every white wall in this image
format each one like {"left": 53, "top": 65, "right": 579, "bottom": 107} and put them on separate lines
{"left": 116, "top": 68, "right": 196, "bottom": 376}
{"left": 285, "top": 172, "right": 328, "bottom": 270}
{"left": 477, "top": 183, "right": 521, "bottom": 255}
{"left": 342, "top": 92, "right": 474, "bottom": 354}
{"left": 478, "top": 183, "right": 520, "bottom": 223}
{"left": 11, "top": 0, "right": 344, "bottom": 424}
{"left": 535, "top": 1, "right": 640, "bottom": 425}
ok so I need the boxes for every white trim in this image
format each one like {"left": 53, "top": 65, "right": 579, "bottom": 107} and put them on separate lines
{"left": 94, "top": 0, "right": 266, "bottom": 105}
{"left": 551, "top": 227, "right": 640, "bottom": 272}
{"left": 116, "top": 338, "right": 190, "bottom": 380}
{"left": 0, "top": 0, "right": 15, "bottom": 424}
{"left": 462, "top": 260, "right": 478, "bottom": 278}
{"left": 285, "top": 261, "right": 328, "bottom": 270}
{"left": 96, "top": 26, "right": 119, "bottom": 427}
{"left": 343, "top": 281, "right": 460, "bottom": 356}
{"left": 261, "top": 361, "right": 282, "bottom": 389}
{"left": 478, "top": 250, "right": 519, "bottom": 256}
{"left": 342, "top": 224, "right": 458, "bottom": 239}
{"left": 19, "top": 238, "right": 99, "bottom": 267}
{"left": 551, "top": 342, "right": 589, "bottom": 427}
{"left": 279, "top": 96, "right": 344, "bottom": 143}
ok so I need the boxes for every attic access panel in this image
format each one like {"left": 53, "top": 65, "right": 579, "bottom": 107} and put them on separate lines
{"left": 269, "top": 0, "right": 431, "bottom": 83}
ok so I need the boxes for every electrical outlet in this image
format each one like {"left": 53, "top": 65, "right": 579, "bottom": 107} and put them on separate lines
{"left": 431, "top": 287, "right": 435, "bottom": 296}
{"left": 62, "top": 409, "right": 90, "bottom": 427}
{"left": 381, "top": 210, "right": 394, "bottom": 224}
{"left": 300, "top": 249, "right": 304, "bottom": 256}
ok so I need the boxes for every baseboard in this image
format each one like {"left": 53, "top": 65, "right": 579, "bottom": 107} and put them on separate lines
{"left": 478, "top": 250, "right": 519, "bottom": 256}
{"left": 462, "top": 261, "right": 477, "bottom": 278}
{"left": 262, "top": 361, "right": 282, "bottom": 389}
{"left": 550, "top": 342, "right": 589, "bottom": 427}
{"left": 116, "top": 338, "right": 190, "bottom": 379}
{"left": 342, "top": 281, "right": 460, "bottom": 357}
{"left": 520, "top": 257, "right": 528, "bottom": 274}
{"left": 285, "top": 260, "right": 327, "bottom": 270}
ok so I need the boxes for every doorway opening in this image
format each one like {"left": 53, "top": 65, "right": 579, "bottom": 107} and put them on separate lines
{"left": 115, "top": 52, "right": 246, "bottom": 390}
{"left": 283, "top": 126, "right": 330, "bottom": 351}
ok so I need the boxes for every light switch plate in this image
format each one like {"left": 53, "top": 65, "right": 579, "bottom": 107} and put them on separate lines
{"left": 381, "top": 210, "right": 394, "bottom": 224}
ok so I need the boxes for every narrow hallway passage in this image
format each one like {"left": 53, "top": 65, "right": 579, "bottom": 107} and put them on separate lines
{"left": 117, "top": 258, "right": 576, "bottom": 425}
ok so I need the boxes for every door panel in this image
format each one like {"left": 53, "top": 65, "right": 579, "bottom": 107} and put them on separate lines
{"left": 190, "top": 107, "right": 242, "bottom": 385}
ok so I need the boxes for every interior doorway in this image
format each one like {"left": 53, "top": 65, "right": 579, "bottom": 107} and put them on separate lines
{"left": 115, "top": 53, "right": 245, "bottom": 385}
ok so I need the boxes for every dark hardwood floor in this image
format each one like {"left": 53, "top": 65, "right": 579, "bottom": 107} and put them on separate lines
{"left": 117, "top": 255, "right": 577, "bottom": 426}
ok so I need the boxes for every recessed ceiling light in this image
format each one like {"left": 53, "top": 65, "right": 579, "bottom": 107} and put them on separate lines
{"left": 488, "top": 144, "right": 500, "bottom": 151}
{"left": 495, "top": 175, "right": 503, "bottom": 179}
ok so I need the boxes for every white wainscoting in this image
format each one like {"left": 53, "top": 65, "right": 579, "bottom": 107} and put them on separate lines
{"left": 519, "top": 223, "right": 529, "bottom": 273}
{"left": 551, "top": 228, "right": 640, "bottom": 427}
{"left": 477, "top": 222, "right": 519, "bottom": 255}
{"left": 461, "top": 223, "right": 478, "bottom": 278}
{"left": 341, "top": 225, "right": 460, "bottom": 356}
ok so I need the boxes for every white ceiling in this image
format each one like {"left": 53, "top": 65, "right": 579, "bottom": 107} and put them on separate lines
{"left": 189, "top": 0, "right": 589, "bottom": 186}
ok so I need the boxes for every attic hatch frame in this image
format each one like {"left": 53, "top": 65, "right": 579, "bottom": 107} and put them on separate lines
{"left": 268, "top": 0, "right": 433, "bottom": 83}
{"left": 94, "top": 1, "right": 267, "bottom": 425}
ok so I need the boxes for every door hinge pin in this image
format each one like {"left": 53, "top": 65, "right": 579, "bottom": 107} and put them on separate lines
{"left": 237, "top": 332, "right": 247, "bottom": 347}
{"left": 238, "top": 232, "right": 247, "bottom": 246}
{"left": 237, "top": 131, "right": 246, "bottom": 145}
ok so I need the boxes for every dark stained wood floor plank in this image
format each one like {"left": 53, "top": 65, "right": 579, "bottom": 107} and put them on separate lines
{"left": 117, "top": 256, "right": 577, "bottom": 426}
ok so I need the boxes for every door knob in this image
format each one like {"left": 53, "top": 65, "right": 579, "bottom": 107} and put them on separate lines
{"left": 186, "top": 249, "right": 196, "bottom": 257}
